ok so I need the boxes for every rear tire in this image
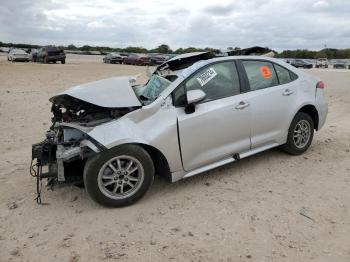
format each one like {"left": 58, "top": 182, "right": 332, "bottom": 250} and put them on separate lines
{"left": 281, "top": 112, "right": 314, "bottom": 155}
{"left": 61, "top": 59, "right": 65, "bottom": 64}
{"left": 84, "top": 145, "right": 154, "bottom": 207}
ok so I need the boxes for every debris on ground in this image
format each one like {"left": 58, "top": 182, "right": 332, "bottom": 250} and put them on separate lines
{"left": 299, "top": 207, "right": 315, "bottom": 221}
{"left": 7, "top": 201, "right": 18, "bottom": 210}
{"left": 10, "top": 247, "right": 21, "bottom": 257}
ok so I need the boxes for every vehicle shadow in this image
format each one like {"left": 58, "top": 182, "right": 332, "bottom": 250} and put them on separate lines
{"left": 143, "top": 147, "right": 290, "bottom": 200}
{"left": 42, "top": 147, "right": 292, "bottom": 210}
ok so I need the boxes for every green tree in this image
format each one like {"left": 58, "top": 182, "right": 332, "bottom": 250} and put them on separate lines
{"left": 151, "top": 44, "right": 172, "bottom": 54}
{"left": 67, "top": 44, "right": 78, "bottom": 50}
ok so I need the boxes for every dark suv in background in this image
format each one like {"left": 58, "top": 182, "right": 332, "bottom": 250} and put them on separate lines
{"left": 103, "top": 53, "right": 123, "bottom": 64}
{"left": 291, "top": 59, "right": 313, "bottom": 68}
{"left": 37, "top": 47, "right": 66, "bottom": 64}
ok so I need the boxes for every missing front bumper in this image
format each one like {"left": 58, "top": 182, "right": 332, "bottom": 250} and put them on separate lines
{"left": 31, "top": 139, "right": 98, "bottom": 203}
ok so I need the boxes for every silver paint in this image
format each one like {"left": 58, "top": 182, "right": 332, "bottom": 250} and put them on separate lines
{"left": 53, "top": 56, "right": 328, "bottom": 182}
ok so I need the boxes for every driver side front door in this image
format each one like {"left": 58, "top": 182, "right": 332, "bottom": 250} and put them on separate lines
{"left": 174, "top": 61, "right": 251, "bottom": 171}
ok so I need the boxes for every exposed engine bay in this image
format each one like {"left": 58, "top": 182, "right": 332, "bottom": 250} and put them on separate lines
{"left": 51, "top": 94, "right": 138, "bottom": 127}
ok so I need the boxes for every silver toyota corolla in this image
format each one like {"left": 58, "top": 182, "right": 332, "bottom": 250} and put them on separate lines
{"left": 31, "top": 52, "right": 328, "bottom": 207}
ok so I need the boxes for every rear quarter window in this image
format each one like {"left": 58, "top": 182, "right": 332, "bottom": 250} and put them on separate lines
{"left": 274, "top": 64, "right": 292, "bottom": 85}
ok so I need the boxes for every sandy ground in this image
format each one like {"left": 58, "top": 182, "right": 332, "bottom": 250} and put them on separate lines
{"left": 0, "top": 54, "right": 349, "bottom": 262}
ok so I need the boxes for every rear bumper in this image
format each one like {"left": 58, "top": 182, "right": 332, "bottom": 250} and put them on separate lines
{"left": 110, "top": 58, "right": 122, "bottom": 62}
{"left": 47, "top": 55, "right": 66, "bottom": 61}
{"left": 141, "top": 61, "right": 151, "bottom": 65}
{"left": 333, "top": 65, "right": 346, "bottom": 69}
{"left": 315, "top": 89, "right": 328, "bottom": 130}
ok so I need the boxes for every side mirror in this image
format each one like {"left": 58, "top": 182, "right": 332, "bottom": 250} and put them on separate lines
{"left": 187, "top": 89, "right": 206, "bottom": 104}
{"left": 185, "top": 89, "right": 206, "bottom": 114}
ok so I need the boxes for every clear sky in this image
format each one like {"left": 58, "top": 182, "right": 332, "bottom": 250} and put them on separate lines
{"left": 0, "top": 0, "right": 349, "bottom": 50}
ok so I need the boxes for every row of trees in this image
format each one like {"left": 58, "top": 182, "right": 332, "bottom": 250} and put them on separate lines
{"left": 276, "top": 48, "right": 350, "bottom": 59}
{"left": 66, "top": 44, "right": 219, "bottom": 55}
{"left": 0, "top": 42, "right": 219, "bottom": 55}
{"left": 1, "top": 41, "right": 350, "bottom": 58}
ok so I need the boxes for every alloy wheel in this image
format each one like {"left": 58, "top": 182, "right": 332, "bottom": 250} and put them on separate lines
{"left": 293, "top": 120, "right": 311, "bottom": 149}
{"left": 97, "top": 155, "right": 144, "bottom": 200}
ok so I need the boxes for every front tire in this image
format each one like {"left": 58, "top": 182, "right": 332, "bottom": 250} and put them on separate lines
{"left": 84, "top": 145, "right": 154, "bottom": 207}
{"left": 281, "top": 112, "right": 314, "bottom": 155}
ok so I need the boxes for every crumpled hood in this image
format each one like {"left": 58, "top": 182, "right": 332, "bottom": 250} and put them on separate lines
{"left": 50, "top": 76, "right": 141, "bottom": 108}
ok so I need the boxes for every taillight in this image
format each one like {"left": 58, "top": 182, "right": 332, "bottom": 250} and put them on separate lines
{"left": 316, "top": 81, "right": 325, "bottom": 89}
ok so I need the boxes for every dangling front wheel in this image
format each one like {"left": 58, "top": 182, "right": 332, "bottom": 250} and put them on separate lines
{"left": 84, "top": 145, "right": 154, "bottom": 207}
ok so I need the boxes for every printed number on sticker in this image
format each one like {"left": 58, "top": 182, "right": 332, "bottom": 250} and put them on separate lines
{"left": 197, "top": 68, "right": 217, "bottom": 86}
{"left": 260, "top": 66, "right": 272, "bottom": 79}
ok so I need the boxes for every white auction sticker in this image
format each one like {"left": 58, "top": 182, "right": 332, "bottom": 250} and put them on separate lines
{"left": 196, "top": 67, "right": 217, "bottom": 86}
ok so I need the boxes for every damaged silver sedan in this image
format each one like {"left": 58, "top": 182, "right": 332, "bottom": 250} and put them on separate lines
{"left": 32, "top": 52, "right": 327, "bottom": 207}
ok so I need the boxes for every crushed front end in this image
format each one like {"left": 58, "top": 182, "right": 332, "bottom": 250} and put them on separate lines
{"left": 31, "top": 123, "right": 104, "bottom": 203}
{"left": 31, "top": 87, "right": 140, "bottom": 203}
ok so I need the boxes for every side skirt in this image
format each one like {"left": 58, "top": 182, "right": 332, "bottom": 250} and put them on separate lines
{"left": 171, "top": 143, "right": 279, "bottom": 182}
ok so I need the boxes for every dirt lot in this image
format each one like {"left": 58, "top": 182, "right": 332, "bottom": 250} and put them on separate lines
{"left": 0, "top": 54, "right": 349, "bottom": 262}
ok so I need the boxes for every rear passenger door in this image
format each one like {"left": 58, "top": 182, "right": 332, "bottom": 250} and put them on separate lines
{"left": 241, "top": 60, "right": 298, "bottom": 148}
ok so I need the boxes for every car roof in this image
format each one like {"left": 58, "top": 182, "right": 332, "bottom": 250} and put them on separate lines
{"left": 180, "top": 55, "right": 295, "bottom": 78}
{"left": 11, "top": 49, "right": 26, "bottom": 53}
{"left": 158, "top": 55, "right": 306, "bottom": 101}
{"left": 159, "top": 55, "right": 303, "bottom": 100}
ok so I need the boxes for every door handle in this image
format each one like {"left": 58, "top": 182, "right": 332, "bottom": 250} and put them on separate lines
{"left": 235, "top": 101, "right": 250, "bottom": 110}
{"left": 283, "top": 89, "right": 294, "bottom": 96}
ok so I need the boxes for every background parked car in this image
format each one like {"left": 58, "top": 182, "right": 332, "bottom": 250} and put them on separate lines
{"left": 0, "top": 47, "right": 10, "bottom": 53}
{"left": 7, "top": 49, "right": 30, "bottom": 62}
{"left": 315, "top": 58, "right": 328, "bottom": 68}
{"left": 291, "top": 59, "right": 313, "bottom": 68}
{"left": 36, "top": 46, "right": 66, "bottom": 64}
{"left": 103, "top": 53, "right": 123, "bottom": 64}
{"left": 29, "top": 49, "right": 39, "bottom": 62}
{"left": 148, "top": 54, "right": 166, "bottom": 65}
{"left": 123, "top": 54, "right": 151, "bottom": 66}
{"left": 333, "top": 60, "right": 348, "bottom": 69}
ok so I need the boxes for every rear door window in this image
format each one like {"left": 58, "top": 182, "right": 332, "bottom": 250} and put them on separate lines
{"left": 242, "top": 60, "right": 279, "bottom": 91}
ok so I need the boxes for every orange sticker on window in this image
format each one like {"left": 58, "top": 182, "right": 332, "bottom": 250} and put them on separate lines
{"left": 260, "top": 66, "right": 272, "bottom": 79}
